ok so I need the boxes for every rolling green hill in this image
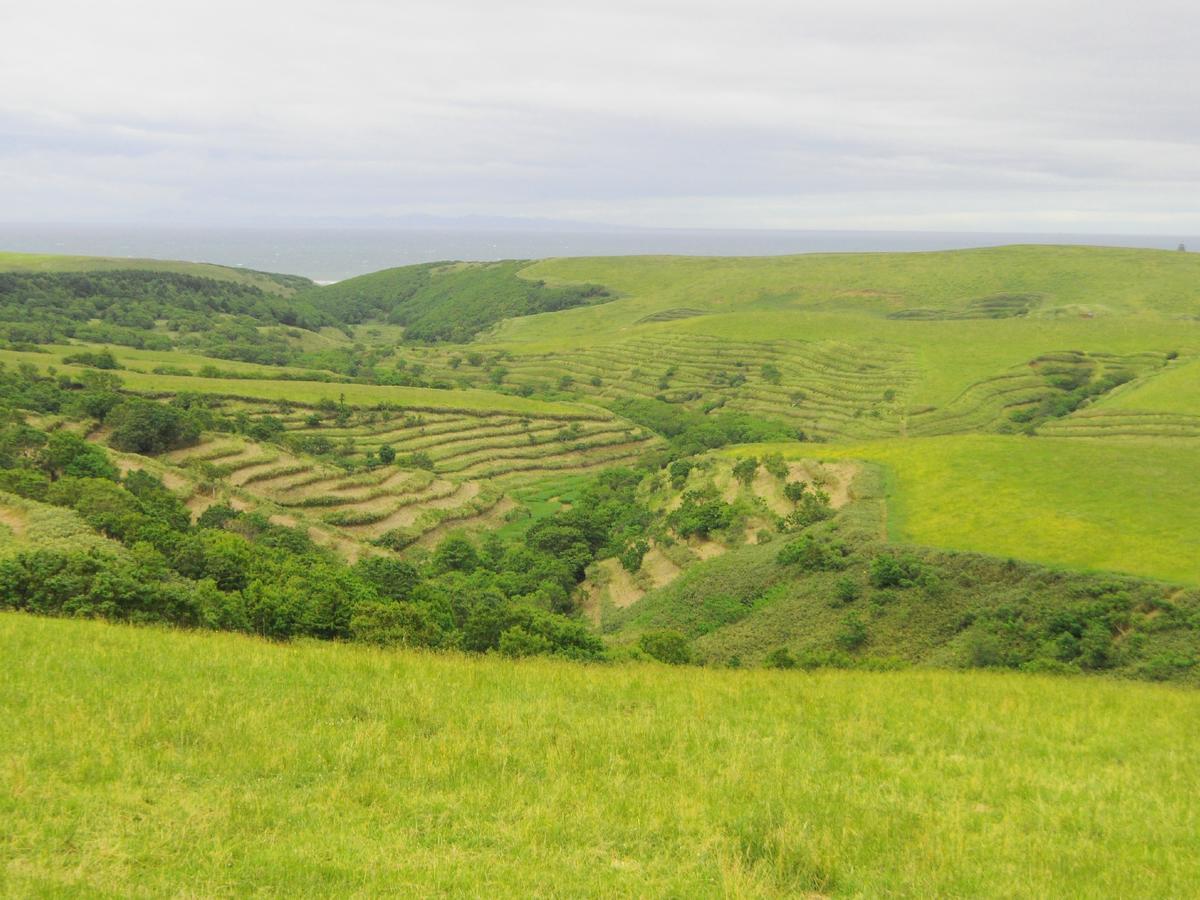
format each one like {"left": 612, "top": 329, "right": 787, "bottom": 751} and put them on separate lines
{"left": 2, "top": 243, "right": 1199, "bottom": 682}
{"left": 302, "top": 259, "right": 612, "bottom": 341}
{"left": 0, "top": 250, "right": 310, "bottom": 295}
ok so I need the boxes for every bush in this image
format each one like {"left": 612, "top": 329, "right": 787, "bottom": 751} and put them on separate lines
{"left": 764, "top": 647, "right": 796, "bottom": 669}
{"left": 400, "top": 451, "right": 435, "bottom": 470}
{"left": 619, "top": 539, "right": 649, "bottom": 573}
{"left": 39, "top": 431, "right": 119, "bottom": 481}
{"left": 776, "top": 535, "right": 843, "bottom": 571}
{"left": 762, "top": 454, "right": 788, "bottom": 480}
{"left": 498, "top": 625, "right": 553, "bottom": 658}
{"left": 639, "top": 630, "right": 693, "bottom": 665}
{"left": 350, "top": 601, "right": 446, "bottom": 648}
{"left": 834, "top": 576, "right": 861, "bottom": 605}
{"left": 869, "top": 553, "right": 924, "bottom": 589}
{"left": 63, "top": 349, "right": 123, "bottom": 370}
{"left": 667, "top": 489, "right": 733, "bottom": 538}
{"left": 668, "top": 459, "right": 694, "bottom": 489}
{"left": 835, "top": 612, "right": 868, "bottom": 651}
{"left": 779, "top": 483, "right": 832, "bottom": 531}
{"left": 965, "top": 629, "right": 1007, "bottom": 668}
{"left": 732, "top": 457, "right": 758, "bottom": 485}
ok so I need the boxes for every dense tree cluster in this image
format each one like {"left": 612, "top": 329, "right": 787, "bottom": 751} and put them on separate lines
{"left": 0, "top": 409, "right": 658, "bottom": 661}
{"left": 0, "top": 271, "right": 327, "bottom": 355}
{"left": 608, "top": 397, "right": 798, "bottom": 459}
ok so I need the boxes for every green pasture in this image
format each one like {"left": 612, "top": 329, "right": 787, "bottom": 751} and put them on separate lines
{"left": 1, "top": 350, "right": 604, "bottom": 418}
{"left": 734, "top": 435, "right": 1200, "bottom": 585}
{"left": 504, "top": 244, "right": 1200, "bottom": 335}
{"left": 3, "top": 614, "right": 1199, "bottom": 897}
{"left": 1098, "top": 356, "right": 1200, "bottom": 415}
{"left": 0, "top": 344, "right": 340, "bottom": 382}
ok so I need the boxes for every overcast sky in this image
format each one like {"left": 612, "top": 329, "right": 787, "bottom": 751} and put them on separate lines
{"left": 2, "top": 0, "right": 1198, "bottom": 232}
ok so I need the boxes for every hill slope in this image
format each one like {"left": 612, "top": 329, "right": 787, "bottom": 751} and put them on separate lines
{"left": 302, "top": 259, "right": 612, "bottom": 341}
{"left": 0, "top": 250, "right": 310, "bottom": 295}
{"left": 3, "top": 613, "right": 1199, "bottom": 897}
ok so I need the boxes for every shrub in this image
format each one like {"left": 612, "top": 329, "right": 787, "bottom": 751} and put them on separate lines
{"left": 639, "top": 630, "right": 693, "bottom": 665}
{"left": 63, "top": 349, "right": 123, "bottom": 370}
{"left": 39, "top": 431, "right": 119, "bottom": 481}
{"left": 764, "top": 647, "right": 796, "bottom": 669}
{"left": 1078, "top": 622, "right": 1115, "bottom": 670}
{"left": 784, "top": 481, "right": 808, "bottom": 503}
{"left": 353, "top": 557, "right": 418, "bottom": 602}
{"left": 432, "top": 534, "right": 479, "bottom": 574}
{"left": 965, "top": 629, "right": 1007, "bottom": 668}
{"left": 779, "top": 483, "right": 832, "bottom": 531}
{"left": 834, "top": 576, "right": 861, "bottom": 605}
{"left": 776, "top": 535, "right": 843, "bottom": 571}
{"left": 400, "top": 451, "right": 435, "bottom": 470}
{"left": 869, "top": 553, "right": 924, "bottom": 589}
{"left": 498, "top": 626, "right": 553, "bottom": 658}
{"left": 350, "top": 601, "right": 446, "bottom": 648}
{"left": 668, "top": 490, "right": 733, "bottom": 538}
{"left": 619, "top": 539, "right": 649, "bottom": 573}
{"left": 835, "top": 612, "right": 868, "bottom": 651}
{"left": 732, "top": 457, "right": 758, "bottom": 485}
{"left": 668, "top": 459, "right": 694, "bottom": 489}
{"left": 762, "top": 454, "right": 788, "bottom": 480}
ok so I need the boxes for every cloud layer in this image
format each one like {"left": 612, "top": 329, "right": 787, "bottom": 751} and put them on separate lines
{"left": 3, "top": 0, "right": 1198, "bottom": 230}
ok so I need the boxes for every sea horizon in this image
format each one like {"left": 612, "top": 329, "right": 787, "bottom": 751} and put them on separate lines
{"left": 0, "top": 222, "right": 1194, "bottom": 283}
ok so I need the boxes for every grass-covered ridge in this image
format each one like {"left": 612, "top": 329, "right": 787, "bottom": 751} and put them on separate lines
{"left": 303, "top": 259, "right": 612, "bottom": 342}
{"left": 3, "top": 613, "right": 1199, "bottom": 897}
{"left": 0, "top": 250, "right": 309, "bottom": 295}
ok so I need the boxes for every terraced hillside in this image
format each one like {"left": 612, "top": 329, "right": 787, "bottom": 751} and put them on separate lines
{"left": 265, "top": 404, "right": 657, "bottom": 482}
{"left": 160, "top": 436, "right": 505, "bottom": 556}
{"left": 497, "top": 333, "right": 915, "bottom": 442}
{"left": 579, "top": 454, "right": 860, "bottom": 627}
{"left": 5, "top": 244, "right": 1200, "bottom": 673}
{"left": 144, "top": 395, "right": 657, "bottom": 556}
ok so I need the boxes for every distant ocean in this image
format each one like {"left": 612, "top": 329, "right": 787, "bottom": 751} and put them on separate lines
{"left": 0, "top": 223, "right": 1193, "bottom": 284}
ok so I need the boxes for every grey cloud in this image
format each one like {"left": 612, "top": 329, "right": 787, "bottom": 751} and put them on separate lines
{"left": 1, "top": 0, "right": 1198, "bottom": 230}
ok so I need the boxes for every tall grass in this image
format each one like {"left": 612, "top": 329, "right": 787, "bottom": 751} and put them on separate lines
{"left": 2, "top": 613, "right": 1199, "bottom": 897}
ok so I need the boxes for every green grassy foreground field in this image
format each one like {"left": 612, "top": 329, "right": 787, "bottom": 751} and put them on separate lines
{"left": 3, "top": 613, "right": 1199, "bottom": 898}
{"left": 734, "top": 435, "right": 1200, "bottom": 585}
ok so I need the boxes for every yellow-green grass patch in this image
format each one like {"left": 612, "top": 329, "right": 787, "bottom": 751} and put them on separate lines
{"left": 733, "top": 434, "right": 1200, "bottom": 585}
{"left": 4, "top": 614, "right": 1200, "bottom": 896}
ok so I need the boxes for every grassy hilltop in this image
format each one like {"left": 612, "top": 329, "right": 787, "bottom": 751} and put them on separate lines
{"left": 4, "top": 613, "right": 1200, "bottom": 897}
{"left": 0, "top": 250, "right": 310, "bottom": 295}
